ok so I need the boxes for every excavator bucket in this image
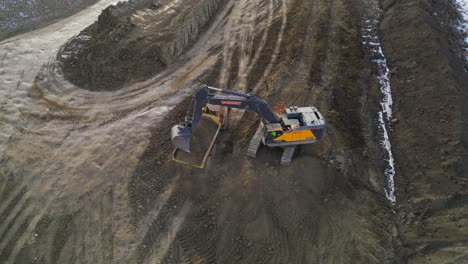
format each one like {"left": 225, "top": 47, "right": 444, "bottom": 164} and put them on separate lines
{"left": 171, "top": 124, "right": 192, "bottom": 153}
{"left": 172, "top": 116, "right": 221, "bottom": 168}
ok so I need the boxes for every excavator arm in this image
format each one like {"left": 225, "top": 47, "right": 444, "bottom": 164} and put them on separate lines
{"left": 172, "top": 85, "right": 280, "bottom": 152}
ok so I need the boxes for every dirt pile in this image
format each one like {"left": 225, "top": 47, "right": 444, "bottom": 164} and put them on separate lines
{"left": 381, "top": 0, "right": 468, "bottom": 262}
{"left": 58, "top": 0, "right": 228, "bottom": 91}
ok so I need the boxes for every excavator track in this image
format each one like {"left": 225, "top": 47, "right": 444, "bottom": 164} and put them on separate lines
{"left": 281, "top": 146, "right": 296, "bottom": 165}
{"left": 247, "top": 124, "right": 264, "bottom": 158}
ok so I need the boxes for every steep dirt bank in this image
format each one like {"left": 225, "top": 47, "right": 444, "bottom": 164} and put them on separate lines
{"left": 381, "top": 0, "right": 468, "bottom": 262}
{"left": 0, "top": 0, "right": 99, "bottom": 41}
{"left": 58, "top": 0, "right": 228, "bottom": 91}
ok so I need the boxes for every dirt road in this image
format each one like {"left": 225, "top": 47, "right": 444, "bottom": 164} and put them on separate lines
{"left": 0, "top": 0, "right": 467, "bottom": 263}
{"left": 0, "top": 0, "right": 100, "bottom": 41}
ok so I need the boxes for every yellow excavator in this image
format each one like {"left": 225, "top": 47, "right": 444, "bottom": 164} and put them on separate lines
{"left": 171, "top": 85, "right": 326, "bottom": 166}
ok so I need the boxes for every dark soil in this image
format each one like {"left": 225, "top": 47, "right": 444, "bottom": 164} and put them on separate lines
{"left": 381, "top": 0, "right": 468, "bottom": 262}
{"left": 1, "top": 0, "right": 467, "bottom": 263}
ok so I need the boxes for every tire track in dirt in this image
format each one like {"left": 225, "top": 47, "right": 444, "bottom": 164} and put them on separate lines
{"left": 44, "top": 214, "right": 75, "bottom": 264}
{"left": 251, "top": 0, "right": 288, "bottom": 94}
{"left": 0, "top": 185, "right": 27, "bottom": 221}
{"left": 135, "top": 183, "right": 176, "bottom": 243}
{"left": 269, "top": 227, "right": 291, "bottom": 264}
{"left": 0, "top": 214, "right": 34, "bottom": 261}
{"left": 236, "top": 1, "right": 257, "bottom": 81}
{"left": 237, "top": 0, "right": 274, "bottom": 90}
{"left": 54, "top": 217, "right": 80, "bottom": 263}
{"left": 3, "top": 208, "right": 48, "bottom": 263}
{"left": 219, "top": 0, "right": 238, "bottom": 88}
{"left": 0, "top": 195, "right": 30, "bottom": 243}
{"left": 143, "top": 200, "right": 192, "bottom": 264}
{"left": 0, "top": 182, "right": 6, "bottom": 202}
{"left": 0, "top": 201, "right": 34, "bottom": 255}
{"left": 219, "top": 0, "right": 275, "bottom": 90}
{"left": 242, "top": 1, "right": 274, "bottom": 82}
{"left": 219, "top": 0, "right": 250, "bottom": 88}
{"left": 100, "top": 187, "right": 114, "bottom": 264}
{"left": 124, "top": 182, "right": 176, "bottom": 263}
{"left": 167, "top": 200, "right": 219, "bottom": 263}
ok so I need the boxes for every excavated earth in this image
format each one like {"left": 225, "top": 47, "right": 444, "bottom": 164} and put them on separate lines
{"left": 0, "top": 0, "right": 467, "bottom": 263}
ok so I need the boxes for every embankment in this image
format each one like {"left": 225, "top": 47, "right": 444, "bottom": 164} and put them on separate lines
{"left": 381, "top": 0, "right": 468, "bottom": 262}
{"left": 58, "top": 0, "right": 228, "bottom": 91}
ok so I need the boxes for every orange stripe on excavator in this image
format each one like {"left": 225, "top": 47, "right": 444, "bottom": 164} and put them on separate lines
{"left": 274, "top": 129, "right": 316, "bottom": 142}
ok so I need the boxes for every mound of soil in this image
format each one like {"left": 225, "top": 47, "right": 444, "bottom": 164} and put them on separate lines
{"left": 58, "top": 0, "right": 228, "bottom": 91}
{"left": 381, "top": 0, "right": 468, "bottom": 262}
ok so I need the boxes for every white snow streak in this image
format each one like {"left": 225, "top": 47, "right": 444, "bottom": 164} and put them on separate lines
{"left": 455, "top": 0, "right": 468, "bottom": 59}
{"left": 362, "top": 19, "right": 397, "bottom": 204}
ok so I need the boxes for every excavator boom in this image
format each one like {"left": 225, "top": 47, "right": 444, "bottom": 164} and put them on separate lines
{"left": 171, "top": 85, "right": 279, "bottom": 152}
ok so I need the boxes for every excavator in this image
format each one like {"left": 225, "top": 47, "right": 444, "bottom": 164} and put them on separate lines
{"left": 171, "top": 85, "right": 326, "bottom": 167}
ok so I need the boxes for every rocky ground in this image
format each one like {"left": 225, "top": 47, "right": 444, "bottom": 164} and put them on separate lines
{"left": 0, "top": 0, "right": 467, "bottom": 263}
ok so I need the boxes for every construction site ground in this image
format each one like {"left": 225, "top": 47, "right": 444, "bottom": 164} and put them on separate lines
{"left": 0, "top": 0, "right": 467, "bottom": 263}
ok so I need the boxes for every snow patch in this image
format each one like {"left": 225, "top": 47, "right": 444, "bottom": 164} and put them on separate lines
{"left": 362, "top": 19, "right": 397, "bottom": 204}
{"left": 455, "top": 0, "right": 468, "bottom": 59}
